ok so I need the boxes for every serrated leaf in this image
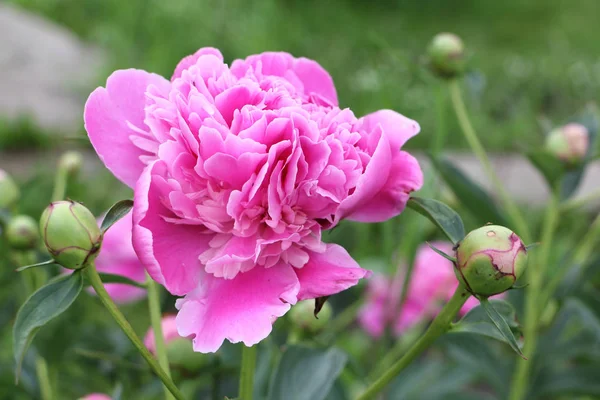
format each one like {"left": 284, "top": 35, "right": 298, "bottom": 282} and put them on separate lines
{"left": 430, "top": 155, "right": 507, "bottom": 226}
{"left": 267, "top": 346, "right": 347, "bottom": 400}
{"left": 15, "top": 260, "right": 56, "bottom": 272}
{"left": 91, "top": 273, "right": 147, "bottom": 289}
{"left": 407, "top": 197, "right": 465, "bottom": 244}
{"left": 13, "top": 270, "right": 84, "bottom": 382}
{"left": 478, "top": 298, "right": 525, "bottom": 358}
{"left": 451, "top": 300, "right": 521, "bottom": 344}
{"left": 100, "top": 200, "right": 133, "bottom": 233}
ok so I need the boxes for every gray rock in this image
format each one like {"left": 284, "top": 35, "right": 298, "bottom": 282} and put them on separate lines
{"left": 0, "top": 3, "right": 104, "bottom": 133}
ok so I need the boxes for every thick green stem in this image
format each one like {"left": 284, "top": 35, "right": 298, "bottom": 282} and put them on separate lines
{"left": 432, "top": 82, "right": 448, "bottom": 156}
{"left": 35, "top": 357, "right": 52, "bottom": 400}
{"left": 147, "top": 274, "right": 174, "bottom": 400}
{"left": 448, "top": 80, "right": 531, "bottom": 243}
{"left": 85, "top": 264, "right": 185, "bottom": 400}
{"left": 239, "top": 345, "right": 257, "bottom": 400}
{"left": 357, "top": 286, "right": 470, "bottom": 400}
{"left": 51, "top": 168, "right": 68, "bottom": 202}
{"left": 509, "top": 189, "right": 560, "bottom": 400}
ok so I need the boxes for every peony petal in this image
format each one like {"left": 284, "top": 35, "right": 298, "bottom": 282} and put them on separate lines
{"left": 293, "top": 57, "right": 338, "bottom": 106}
{"left": 176, "top": 265, "right": 300, "bottom": 353}
{"left": 345, "top": 151, "right": 423, "bottom": 222}
{"left": 132, "top": 161, "right": 212, "bottom": 295}
{"left": 84, "top": 69, "right": 171, "bottom": 187}
{"left": 171, "top": 47, "right": 224, "bottom": 80}
{"left": 361, "top": 109, "right": 420, "bottom": 150}
{"left": 295, "top": 244, "right": 370, "bottom": 300}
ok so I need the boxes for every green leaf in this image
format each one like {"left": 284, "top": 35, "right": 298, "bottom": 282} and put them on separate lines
{"left": 15, "top": 260, "right": 56, "bottom": 272}
{"left": 92, "top": 273, "right": 147, "bottom": 289}
{"left": 13, "top": 270, "right": 84, "bottom": 382}
{"left": 407, "top": 197, "right": 465, "bottom": 244}
{"left": 526, "top": 150, "right": 565, "bottom": 188}
{"left": 426, "top": 242, "right": 457, "bottom": 262}
{"left": 478, "top": 298, "right": 525, "bottom": 358}
{"left": 560, "top": 168, "right": 585, "bottom": 200}
{"left": 430, "top": 155, "right": 507, "bottom": 226}
{"left": 535, "top": 366, "right": 600, "bottom": 398}
{"left": 451, "top": 300, "right": 521, "bottom": 344}
{"left": 267, "top": 346, "right": 347, "bottom": 400}
{"left": 100, "top": 199, "right": 133, "bottom": 233}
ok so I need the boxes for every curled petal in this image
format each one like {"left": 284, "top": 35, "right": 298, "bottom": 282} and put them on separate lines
{"left": 176, "top": 265, "right": 300, "bottom": 353}
{"left": 361, "top": 109, "right": 421, "bottom": 150}
{"left": 171, "top": 47, "right": 224, "bottom": 80}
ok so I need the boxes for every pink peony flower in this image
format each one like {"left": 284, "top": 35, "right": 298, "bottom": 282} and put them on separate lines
{"left": 143, "top": 315, "right": 184, "bottom": 354}
{"left": 358, "top": 242, "right": 503, "bottom": 337}
{"left": 79, "top": 394, "right": 112, "bottom": 400}
{"left": 85, "top": 48, "right": 423, "bottom": 352}
{"left": 95, "top": 211, "right": 146, "bottom": 303}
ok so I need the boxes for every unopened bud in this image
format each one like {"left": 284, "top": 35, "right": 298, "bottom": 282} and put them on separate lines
{"left": 59, "top": 151, "right": 83, "bottom": 176}
{"left": 545, "top": 123, "right": 589, "bottom": 165}
{"left": 454, "top": 225, "right": 527, "bottom": 296}
{"left": 6, "top": 215, "right": 39, "bottom": 250}
{"left": 40, "top": 200, "right": 102, "bottom": 269}
{"left": 0, "top": 169, "right": 20, "bottom": 209}
{"left": 289, "top": 300, "right": 332, "bottom": 333}
{"left": 427, "top": 33, "right": 466, "bottom": 79}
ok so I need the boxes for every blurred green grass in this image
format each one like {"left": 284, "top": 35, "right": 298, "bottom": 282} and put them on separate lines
{"left": 4, "top": 0, "right": 600, "bottom": 151}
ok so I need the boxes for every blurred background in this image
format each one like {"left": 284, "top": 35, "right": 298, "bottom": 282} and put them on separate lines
{"left": 1, "top": 0, "right": 600, "bottom": 399}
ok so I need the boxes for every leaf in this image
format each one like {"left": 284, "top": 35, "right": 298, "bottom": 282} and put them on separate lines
{"left": 430, "top": 155, "right": 507, "bottom": 226}
{"left": 450, "top": 300, "right": 521, "bottom": 344}
{"left": 13, "top": 270, "right": 84, "bottom": 382}
{"left": 407, "top": 197, "right": 465, "bottom": 244}
{"left": 560, "top": 168, "right": 585, "bottom": 200}
{"left": 267, "top": 346, "right": 347, "bottom": 400}
{"left": 91, "top": 273, "right": 147, "bottom": 289}
{"left": 478, "top": 298, "right": 525, "bottom": 358}
{"left": 15, "top": 260, "right": 56, "bottom": 272}
{"left": 100, "top": 199, "right": 133, "bottom": 233}
{"left": 536, "top": 366, "right": 600, "bottom": 398}
{"left": 426, "top": 242, "right": 457, "bottom": 262}
{"left": 526, "top": 150, "right": 565, "bottom": 188}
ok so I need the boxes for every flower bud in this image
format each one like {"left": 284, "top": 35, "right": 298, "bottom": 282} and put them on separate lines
{"left": 427, "top": 33, "right": 466, "bottom": 79}
{"left": 58, "top": 151, "right": 84, "bottom": 176}
{"left": 40, "top": 200, "right": 102, "bottom": 269}
{"left": 545, "top": 123, "right": 589, "bottom": 164}
{"left": 289, "top": 299, "right": 332, "bottom": 333}
{"left": 6, "top": 215, "right": 39, "bottom": 250}
{"left": 454, "top": 225, "right": 527, "bottom": 296}
{"left": 0, "top": 169, "right": 20, "bottom": 209}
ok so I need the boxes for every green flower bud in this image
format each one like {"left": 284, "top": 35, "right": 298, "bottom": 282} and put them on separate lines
{"left": 289, "top": 300, "right": 332, "bottom": 333}
{"left": 0, "top": 169, "right": 20, "bottom": 209}
{"left": 427, "top": 32, "right": 466, "bottom": 79}
{"left": 167, "top": 338, "right": 207, "bottom": 370}
{"left": 58, "top": 151, "right": 84, "bottom": 176}
{"left": 6, "top": 215, "right": 39, "bottom": 250}
{"left": 545, "top": 123, "right": 589, "bottom": 165}
{"left": 454, "top": 225, "right": 527, "bottom": 296}
{"left": 40, "top": 200, "right": 102, "bottom": 269}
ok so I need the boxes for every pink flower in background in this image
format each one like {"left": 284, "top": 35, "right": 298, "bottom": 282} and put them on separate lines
{"left": 95, "top": 211, "right": 146, "bottom": 303}
{"left": 85, "top": 48, "right": 422, "bottom": 352}
{"left": 358, "top": 242, "right": 503, "bottom": 337}
{"left": 144, "top": 315, "right": 186, "bottom": 354}
{"left": 79, "top": 394, "right": 111, "bottom": 400}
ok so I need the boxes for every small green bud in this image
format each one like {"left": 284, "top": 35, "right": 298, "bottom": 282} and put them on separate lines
{"left": 427, "top": 32, "right": 466, "bottom": 79}
{"left": 545, "top": 123, "right": 589, "bottom": 165}
{"left": 167, "top": 338, "right": 207, "bottom": 370}
{"left": 0, "top": 169, "right": 20, "bottom": 209}
{"left": 6, "top": 215, "right": 39, "bottom": 250}
{"left": 58, "top": 151, "right": 84, "bottom": 176}
{"left": 40, "top": 200, "right": 102, "bottom": 269}
{"left": 289, "top": 300, "right": 332, "bottom": 333}
{"left": 455, "top": 225, "right": 527, "bottom": 296}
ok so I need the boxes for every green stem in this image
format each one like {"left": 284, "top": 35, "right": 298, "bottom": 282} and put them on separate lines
{"left": 239, "top": 345, "right": 257, "bottom": 400}
{"left": 356, "top": 286, "right": 470, "bottom": 400}
{"left": 432, "top": 82, "right": 448, "bottom": 156}
{"left": 35, "top": 357, "right": 52, "bottom": 400}
{"left": 51, "top": 167, "right": 68, "bottom": 202}
{"left": 509, "top": 188, "right": 560, "bottom": 400}
{"left": 147, "top": 274, "right": 174, "bottom": 400}
{"left": 85, "top": 264, "right": 185, "bottom": 400}
{"left": 448, "top": 80, "right": 531, "bottom": 243}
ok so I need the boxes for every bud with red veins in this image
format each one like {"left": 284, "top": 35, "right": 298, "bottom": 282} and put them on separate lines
{"left": 545, "top": 123, "right": 589, "bottom": 165}
{"left": 40, "top": 200, "right": 103, "bottom": 269}
{"left": 454, "top": 225, "right": 527, "bottom": 296}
